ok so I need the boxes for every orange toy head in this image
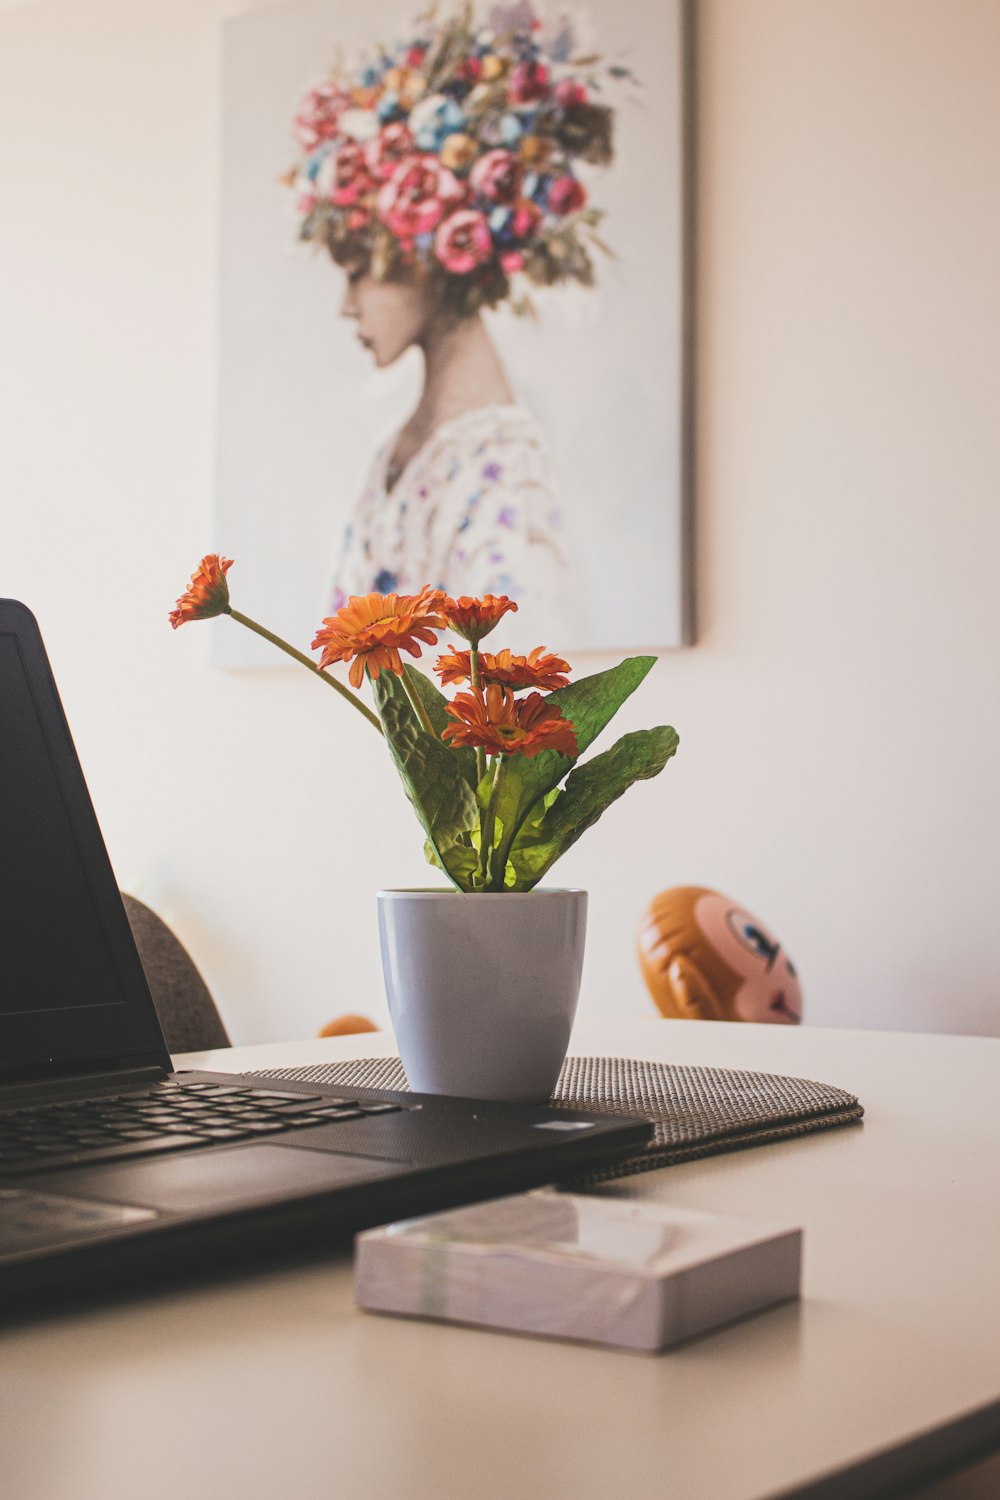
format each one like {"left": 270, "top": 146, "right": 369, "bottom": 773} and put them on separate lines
{"left": 318, "top": 1013, "right": 379, "bottom": 1038}
{"left": 637, "top": 886, "right": 802, "bottom": 1024}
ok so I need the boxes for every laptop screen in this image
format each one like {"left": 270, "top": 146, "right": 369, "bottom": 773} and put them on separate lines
{"left": 0, "top": 603, "right": 169, "bottom": 1079}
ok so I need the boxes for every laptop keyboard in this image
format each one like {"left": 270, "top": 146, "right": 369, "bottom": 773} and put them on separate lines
{"left": 0, "top": 1081, "right": 403, "bottom": 1177}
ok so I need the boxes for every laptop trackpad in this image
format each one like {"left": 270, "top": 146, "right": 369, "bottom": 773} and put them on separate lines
{"left": 66, "top": 1144, "right": 403, "bottom": 1216}
{"left": 0, "top": 1188, "right": 159, "bottom": 1258}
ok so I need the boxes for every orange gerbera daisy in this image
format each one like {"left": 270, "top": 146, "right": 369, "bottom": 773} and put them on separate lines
{"left": 169, "top": 554, "right": 234, "bottom": 629}
{"left": 439, "top": 593, "right": 518, "bottom": 645}
{"left": 442, "top": 684, "right": 578, "bottom": 760}
{"left": 436, "top": 646, "right": 572, "bottom": 692}
{"left": 311, "top": 587, "right": 446, "bottom": 689}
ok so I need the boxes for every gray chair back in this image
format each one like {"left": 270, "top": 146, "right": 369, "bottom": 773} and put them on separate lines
{"left": 122, "top": 893, "right": 230, "bottom": 1054}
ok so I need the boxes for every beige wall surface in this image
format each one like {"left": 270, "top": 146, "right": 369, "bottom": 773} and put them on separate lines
{"left": 2, "top": 0, "right": 998, "bottom": 1043}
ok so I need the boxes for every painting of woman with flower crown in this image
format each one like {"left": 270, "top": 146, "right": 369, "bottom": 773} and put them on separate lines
{"left": 215, "top": 0, "right": 690, "bottom": 662}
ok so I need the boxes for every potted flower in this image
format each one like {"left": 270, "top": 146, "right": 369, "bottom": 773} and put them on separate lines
{"left": 170, "top": 556, "right": 678, "bottom": 1101}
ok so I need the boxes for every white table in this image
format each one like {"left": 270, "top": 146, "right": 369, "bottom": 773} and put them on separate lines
{"left": 4, "top": 1019, "right": 1000, "bottom": 1500}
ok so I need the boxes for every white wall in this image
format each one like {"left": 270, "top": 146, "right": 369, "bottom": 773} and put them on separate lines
{"left": 2, "top": 0, "right": 998, "bottom": 1043}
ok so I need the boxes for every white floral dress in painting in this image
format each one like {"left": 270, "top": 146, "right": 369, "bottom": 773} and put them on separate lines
{"left": 330, "top": 404, "right": 580, "bottom": 646}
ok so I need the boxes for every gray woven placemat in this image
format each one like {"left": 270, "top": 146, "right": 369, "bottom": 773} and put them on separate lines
{"left": 248, "top": 1055, "right": 864, "bottom": 1182}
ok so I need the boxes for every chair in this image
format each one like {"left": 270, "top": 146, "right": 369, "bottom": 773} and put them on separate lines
{"left": 122, "top": 893, "right": 231, "bottom": 1054}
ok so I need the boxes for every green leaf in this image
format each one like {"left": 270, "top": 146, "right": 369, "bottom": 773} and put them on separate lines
{"left": 506, "top": 726, "right": 679, "bottom": 890}
{"left": 423, "top": 836, "right": 480, "bottom": 887}
{"left": 422, "top": 838, "right": 442, "bottom": 871}
{"left": 400, "top": 665, "right": 477, "bottom": 787}
{"left": 491, "top": 656, "right": 659, "bottom": 875}
{"left": 373, "top": 670, "right": 480, "bottom": 890}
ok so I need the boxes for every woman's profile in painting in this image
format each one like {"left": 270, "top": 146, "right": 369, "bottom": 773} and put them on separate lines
{"left": 288, "top": 3, "right": 621, "bottom": 634}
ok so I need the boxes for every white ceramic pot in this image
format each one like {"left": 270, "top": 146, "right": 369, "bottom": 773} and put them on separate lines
{"left": 377, "top": 888, "right": 588, "bottom": 1103}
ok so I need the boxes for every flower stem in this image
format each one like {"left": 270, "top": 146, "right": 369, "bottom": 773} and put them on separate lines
{"left": 227, "top": 608, "right": 383, "bottom": 735}
{"left": 400, "top": 670, "right": 436, "bottom": 737}
{"left": 478, "top": 756, "right": 505, "bottom": 889}
{"left": 469, "top": 647, "right": 487, "bottom": 788}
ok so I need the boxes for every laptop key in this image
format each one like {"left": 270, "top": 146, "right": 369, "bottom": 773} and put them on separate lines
{"left": 185, "top": 1089, "right": 250, "bottom": 1100}
{"left": 242, "top": 1091, "right": 324, "bottom": 1104}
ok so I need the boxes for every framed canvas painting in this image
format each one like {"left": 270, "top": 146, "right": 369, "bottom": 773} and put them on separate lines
{"left": 215, "top": 0, "right": 692, "bottom": 664}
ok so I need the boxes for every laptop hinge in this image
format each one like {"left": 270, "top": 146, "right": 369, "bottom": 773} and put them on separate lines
{"left": 0, "top": 1064, "right": 170, "bottom": 1109}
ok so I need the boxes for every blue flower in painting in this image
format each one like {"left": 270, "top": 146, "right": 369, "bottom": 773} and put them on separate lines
{"left": 545, "top": 16, "right": 575, "bottom": 63}
{"left": 488, "top": 206, "right": 518, "bottom": 247}
{"left": 374, "top": 569, "right": 399, "bottom": 593}
{"left": 442, "top": 78, "right": 473, "bottom": 102}
{"left": 304, "top": 145, "right": 334, "bottom": 183}
{"left": 411, "top": 95, "right": 467, "bottom": 152}
{"left": 482, "top": 462, "right": 503, "bottom": 482}
{"left": 377, "top": 91, "right": 402, "bottom": 123}
{"left": 527, "top": 172, "right": 551, "bottom": 206}
{"left": 499, "top": 113, "right": 524, "bottom": 147}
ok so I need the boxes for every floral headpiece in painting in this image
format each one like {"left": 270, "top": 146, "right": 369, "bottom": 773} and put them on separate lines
{"left": 287, "top": 2, "right": 631, "bottom": 315}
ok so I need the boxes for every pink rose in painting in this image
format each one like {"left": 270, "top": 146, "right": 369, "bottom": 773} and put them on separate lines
{"left": 500, "top": 250, "right": 525, "bottom": 274}
{"left": 376, "top": 155, "right": 464, "bottom": 240}
{"left": 510, "top": 198, "right": 542, "bottom": 240}
{"left": 469, "top": 149, "right": 523, "bottom": 205}
{"left": 554, "top": 78, "right": 588, "bottom": 110}
{"left": 366, "top": 122, "right": 415, "bottom": 182}
{"left": 296, "top": 192, "right": 318, "bottom": 215}
{"left": 295, "top": 82, "right": 349, "bottom": 150}
{"left": 547, "top": 174, "right": 587, "bottom": 216}
{"left": 329, "top": 142, "right": 372, "bottom": 207}
{"left": 508, "top": 60, "right": 550, "bottom": 105}
{"left": 434, "top": 209, "right": 493, "bottom": 274}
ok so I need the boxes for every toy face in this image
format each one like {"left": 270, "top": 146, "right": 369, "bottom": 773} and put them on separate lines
{"left": 694, "top": 892, "right": 802, "bottom": 1024}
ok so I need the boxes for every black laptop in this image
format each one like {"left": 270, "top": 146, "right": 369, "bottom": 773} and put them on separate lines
{"left": 0, "top": 600, "right": 651, "bottom": 1310}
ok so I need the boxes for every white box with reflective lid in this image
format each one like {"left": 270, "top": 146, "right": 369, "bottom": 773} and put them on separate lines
{"left": 355, "top": 1189, "right": 802, "bottom": 1352}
